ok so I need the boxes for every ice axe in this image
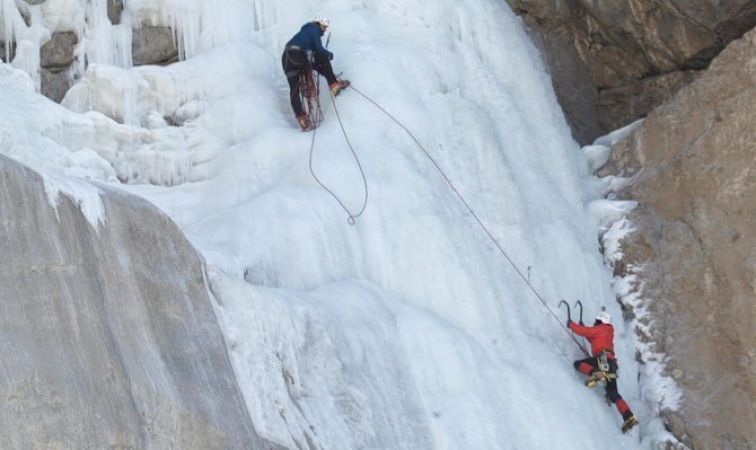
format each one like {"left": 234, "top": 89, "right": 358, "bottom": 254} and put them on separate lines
{"left": 574, "top": 300, "right": 591, "bottom": 348}
{"left": 560, "top": 299, "right": 590, "bottom": 355}
{"left": 574, "top": 300, "right": 585, "bottom": 326}
{"left": 559, "top": 299, "right": 571, "bottom": 323}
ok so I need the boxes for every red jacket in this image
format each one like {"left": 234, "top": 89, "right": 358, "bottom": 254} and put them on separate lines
{"left": 569, "top": 321, "right": 615, "bottom": 357}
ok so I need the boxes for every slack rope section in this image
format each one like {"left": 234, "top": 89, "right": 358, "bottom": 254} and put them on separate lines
{"left": 346, "top": 83, "right": 590, "bottom": 356}
{"left": 307, "top": 76, "right": 369, "bottom": 225}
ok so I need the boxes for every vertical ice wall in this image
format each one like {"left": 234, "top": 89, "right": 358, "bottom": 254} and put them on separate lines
{"left": 76, "top": 0, "right": 133, "bottom": 69}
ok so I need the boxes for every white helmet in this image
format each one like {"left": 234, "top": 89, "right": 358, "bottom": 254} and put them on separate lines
{"left": 596, "top": 310, "right": 611, "bottom": 325}
{"left": 314, "top": 16, "right": 330, "bottom": 29}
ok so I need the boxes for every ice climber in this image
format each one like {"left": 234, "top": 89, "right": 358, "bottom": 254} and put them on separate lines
{"left": 282, "top": 16, "right": 350, "bottom": 130}
{"left": 568, "top": 309, "right": 639, "bottom": 433}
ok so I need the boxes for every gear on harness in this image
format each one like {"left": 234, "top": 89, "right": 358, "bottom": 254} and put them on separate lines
{"left": 297, "top": 60, "right": 322, "bottom": 131}
{"left": 585, "top": 369, "right": 617, "bottom": 388}
{"left": 585, "top": 351, "right": 616, "bottom": 387}
{"left": 598, "top": 350, "right": 611, "bottom": 372}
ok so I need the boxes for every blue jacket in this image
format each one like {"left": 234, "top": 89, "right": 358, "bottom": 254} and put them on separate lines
{"left": 286, "top": 22, "right": 333, "bottom": 59}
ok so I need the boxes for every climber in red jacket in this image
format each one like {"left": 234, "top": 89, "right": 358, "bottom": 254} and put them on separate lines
{"left": 568, "top": 309, "right": 639, "bottom": 433}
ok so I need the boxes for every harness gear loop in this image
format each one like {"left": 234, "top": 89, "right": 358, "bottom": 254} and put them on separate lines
{"left": 598, "top": 351, "right": 611, "bottom": 373}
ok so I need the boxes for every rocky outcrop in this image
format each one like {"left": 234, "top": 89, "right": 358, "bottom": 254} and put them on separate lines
{"left": 508, "top": 0, "right": 756, "bottom": 143}
{"left": 108, "top": 0, "right": 124, "bottom": 25}
{"left": 0, "top": 155, "right": 274, "bottom": 449}
{"left": 600, "top": 28, "right": 755, "bottom": 449}
{"left": 40, "top": 31, "right": 78, "bottom": 102}
{"left": 132, "top": 25, "right": 179, "bottom": 66}
{"left": 34, "top": 21, "right": 178, "bottom": 101}
{"left": 41, "top": 31, "right": 77, "bottom": 69}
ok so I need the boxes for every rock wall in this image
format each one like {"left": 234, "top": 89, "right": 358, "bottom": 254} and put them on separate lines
{"left": 507, "top": 0, "right": 756, "bottom": 143}
{"left": 599, "top": 28, "right": 756, "bottom": 449}
{"left": 40, "top": 31, "right": 77, "bottom": 102}
{"left": 0, "top": 155, "right": 275, "bottom": 449}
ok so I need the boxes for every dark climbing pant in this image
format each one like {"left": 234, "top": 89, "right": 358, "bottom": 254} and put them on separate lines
{"left": 574, "top": 355, "right": 633, "bottom": 421}
{"left": 281, "top": 48, "right": 337, "bottom": 116}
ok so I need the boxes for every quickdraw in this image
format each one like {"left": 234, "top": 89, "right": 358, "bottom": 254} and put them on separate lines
{"left": 598, "top": 350, "right": 611, "bottom": 373}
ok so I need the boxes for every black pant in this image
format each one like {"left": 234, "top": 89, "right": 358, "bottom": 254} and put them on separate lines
{"left": 574, "top": 356, "right": 633, "bottom": 420}
{"left": 281, "top": 49, "right": 337, "bottom": 116}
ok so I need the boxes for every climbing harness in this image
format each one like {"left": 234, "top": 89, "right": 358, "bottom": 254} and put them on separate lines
{"left": 348, "top": 84, "right": 589, "bottom": 356}
{"left": 585, "top": 351, "right": 618, "bottom": 388}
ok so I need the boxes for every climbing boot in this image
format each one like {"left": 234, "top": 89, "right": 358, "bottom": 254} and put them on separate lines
{"left": 330, "top": 79, "right": 350, "bottom": 96}
{"left": 621, "top": 415, "right": 639, "bottom": 433}
{"left": 296, "top": 113, "right": 309, "bottom": 131}
{"left": 585, "top": 371, "right": 607, "bottom": 388}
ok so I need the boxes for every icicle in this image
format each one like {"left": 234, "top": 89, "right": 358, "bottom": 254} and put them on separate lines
{"left": 1, "top": 0, "right": 16, "bottom": 60}
{"left": 0, "top": 0, "right": 49, "bottom": 91}
{"left": 73, "top": 0, "right": 133, "bottom": 72}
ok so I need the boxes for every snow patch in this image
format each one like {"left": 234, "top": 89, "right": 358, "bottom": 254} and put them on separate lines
{"left": 588, "top": 199, "right": 638, "bottom": 229}
{"left": 582, "top": 144, "right": 611, "bottom": 172}
{"left": 42, "top": 169, "right": 106, "bottom": 228}
{"left": 594, "top": 118, "right": 644, "bottom": 147}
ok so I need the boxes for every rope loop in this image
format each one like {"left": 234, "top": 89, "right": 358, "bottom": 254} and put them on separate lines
{"left": 307, "top": 74, "right": 369, "bottom": 225}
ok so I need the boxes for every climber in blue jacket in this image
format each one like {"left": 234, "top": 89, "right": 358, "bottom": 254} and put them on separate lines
{"left": 281, "top": 16, "right": 349, "bottom": 130}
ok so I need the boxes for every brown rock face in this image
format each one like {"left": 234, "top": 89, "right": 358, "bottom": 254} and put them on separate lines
{"left": 107, "top": 0, "right": 124, "bottom": 25}
{"left": 40, "top": 31, "right": 77, "bottom": 70}
{"left": 132, "top": 24, "right": 179, "bottom": 66}
{"left": 507, "top": 0, "right": 756, "bottom": 143}
{"left": 40, "top": 31, "right": 78, "bottom": 102}
{"left": 602, "top": 28, "right": 756, "bottom": 449}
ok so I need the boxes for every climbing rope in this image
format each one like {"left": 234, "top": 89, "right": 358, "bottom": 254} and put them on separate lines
{"left": 349, "top": 84, "right": 590, "bottom": 356}
{"left": 308, "top": 75, "right": 369, "bottom": 225}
